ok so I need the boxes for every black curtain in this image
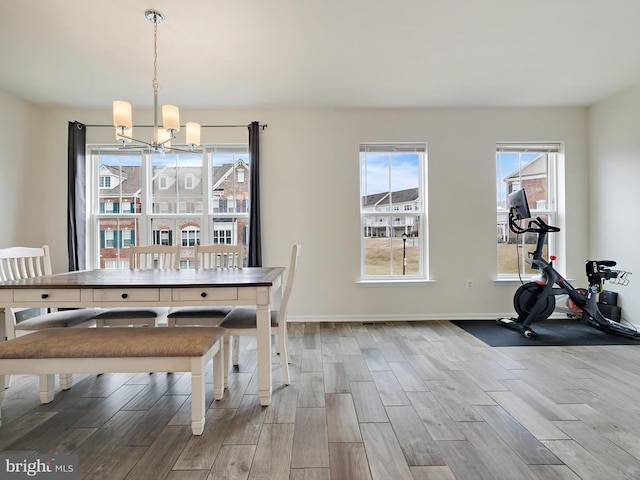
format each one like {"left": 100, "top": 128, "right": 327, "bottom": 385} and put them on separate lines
{"left": 247, "top": 121, "right": 262, "bottom": 267}
{"left": 67, "top": 121, "right": 86, "bottom": 271}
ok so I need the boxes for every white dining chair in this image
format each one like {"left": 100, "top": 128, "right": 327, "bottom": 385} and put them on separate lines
{"left": 167, "top": 244, "right": 244, "bottom": 327}
{"left": 218, "top": 244, "right": 301, "bottom": 386}
{"left": 0, "top": 245, "right": 104, "bottom": 387}
{"left": 0, "top": 245, "right": 104, "bottom": 340}
{"left": 94, "top": 244, "right": 180, "bottom": 327}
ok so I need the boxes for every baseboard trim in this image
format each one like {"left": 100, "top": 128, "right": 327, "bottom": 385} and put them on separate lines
{"left": 287, "top": 313, "right": 519, "bottom": 323}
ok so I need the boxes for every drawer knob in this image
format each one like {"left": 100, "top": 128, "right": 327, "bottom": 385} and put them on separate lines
{"left": 201, "top": 292, "right": 207, "bottom": 298}
{"left": 41, "top": 293, "right": 49, "bottom": 299}
{"left": 121, "top": 293, "right": 129, "bottom": 299}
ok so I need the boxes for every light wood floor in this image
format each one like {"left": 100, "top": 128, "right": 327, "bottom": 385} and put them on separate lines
{"left": 2, "top": 321, "right": 640, "bottom": 480}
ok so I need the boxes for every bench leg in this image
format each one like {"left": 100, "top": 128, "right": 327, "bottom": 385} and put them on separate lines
{"left": 39, "top": 374, "right": 55, "bottom": 404}
{"left": 191, "top": 357, "right": 206, "bottom": 435}
{"left": 59, "top": 374, "right": 73, "bottom": 390}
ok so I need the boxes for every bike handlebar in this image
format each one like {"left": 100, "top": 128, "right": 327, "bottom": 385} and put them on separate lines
{"left": 509, "top": 213, "right": 560, "bottom": 235}
{"left": 528, "top": 217, "right": 560, "bottom": 233}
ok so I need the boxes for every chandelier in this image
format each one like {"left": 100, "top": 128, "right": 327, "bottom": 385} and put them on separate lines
{"left": 112, "top": 9, "right": 200, "bottom": 152}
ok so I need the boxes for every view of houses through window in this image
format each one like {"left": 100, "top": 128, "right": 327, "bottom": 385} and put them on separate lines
{"left": 496, "top": 143, "right": 560, "bottom": 277}
{"left": 90, "top": 145, "right": 250, "bottom": 269}
{"left": 360, "top": 143, "right": 427, "bottom": 278}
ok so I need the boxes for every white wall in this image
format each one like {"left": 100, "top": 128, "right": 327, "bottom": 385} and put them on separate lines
{"left": 32, "top": 105, "right": 588, "bottom": 321}
{"left": 589, "top": 84, "right": 640, "bottom": 323}
{"left": 0, "top": 90, "right": 45, "bottom": 248}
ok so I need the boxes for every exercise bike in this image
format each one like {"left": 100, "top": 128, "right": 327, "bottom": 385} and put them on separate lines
{"left": 497, "top": 188, "right": 638, "bottom": 339}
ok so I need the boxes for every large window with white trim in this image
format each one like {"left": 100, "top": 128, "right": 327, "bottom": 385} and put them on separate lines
{"left": 359, "top": 143, "right": 427, "bottom": 279}
{"left": 90, "top": 145, "right": 250, "bottom": 269}
{"left": 496, "top": 142, "right": 561, "bottom": 278}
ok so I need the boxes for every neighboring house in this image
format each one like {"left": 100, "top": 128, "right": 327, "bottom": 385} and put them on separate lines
{"left": 362, "top": 187, "right": 420, "bottom": 238}
{"left": 99, "top": 165, "right": 141, "bottom": 267}
{"left": 503, "top": 154, "right": 548, "bottom": 208}
{"left": 498, "top": 154, "right": 549, "bottom": 242}
{"left": 98, "top": 159, "right": 250, "bottom": 268}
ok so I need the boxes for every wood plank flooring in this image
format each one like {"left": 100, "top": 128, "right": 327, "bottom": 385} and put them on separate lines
{"left": 2, "top": 321, "right": 640, "bottom": 479}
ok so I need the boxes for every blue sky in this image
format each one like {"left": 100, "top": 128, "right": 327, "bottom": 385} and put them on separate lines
{"left": 496, "top": 152, "right": 538, "bottom": 202}
{"left": 360, "top": 152, "right": 420, "bottom": 195}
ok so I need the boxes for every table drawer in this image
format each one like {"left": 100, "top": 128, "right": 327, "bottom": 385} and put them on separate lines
{"left": 172, "top": 287, "right": 238, "bottom": 302}
{"left": 13, "top": 289, "right": 81, "bottom": 303}
{"left": 93, "top": 288, "right": 160, "bottom": 303}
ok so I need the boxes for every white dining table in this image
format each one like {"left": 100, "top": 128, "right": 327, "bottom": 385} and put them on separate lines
{"left": 0, "top": 267, "right": 284, "bottom": 406}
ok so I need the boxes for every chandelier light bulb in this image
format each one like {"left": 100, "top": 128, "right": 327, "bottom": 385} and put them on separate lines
{"left": 113, "top": 101, "right": 132, "bottom": 130}
{"left": 162, "top": 105, "right": 180, "bottom": 133}
{"left": 186, "top": 122, "right": 201, "bottom": 147}
{"left": 157, "top": 128, "right": 171, "bottom": 148}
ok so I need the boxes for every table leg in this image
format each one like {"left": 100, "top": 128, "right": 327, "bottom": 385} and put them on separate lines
{"left": 0, "top": 374, "right": 3, "bottom": 426}
{"left": 256, "top": 293, "right": 272, "bottom": 406}
{"left": 213, "top": 340, "right": 224, "bottom": 400}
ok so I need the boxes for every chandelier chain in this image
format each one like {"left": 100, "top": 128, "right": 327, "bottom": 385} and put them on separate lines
{"left": 152, "top": 15, "right": 159, "bottom": 96}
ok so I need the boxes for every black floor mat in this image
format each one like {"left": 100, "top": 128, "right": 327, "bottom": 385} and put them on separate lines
{"left": 452, "top": 319, "right": 640, "bottom": 347}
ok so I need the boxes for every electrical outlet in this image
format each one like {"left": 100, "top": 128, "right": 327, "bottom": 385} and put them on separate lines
{"left": 466, "top": 279, "right": 473, "bottom": 289}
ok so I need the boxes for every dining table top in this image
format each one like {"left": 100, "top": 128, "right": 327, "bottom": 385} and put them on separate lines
{"left": 0, "top": 267, "right": 285, "bottom": 290}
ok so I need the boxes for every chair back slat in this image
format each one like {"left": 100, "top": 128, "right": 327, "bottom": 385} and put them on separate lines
{"left": 128, "top": 245, "right": 180, "bottom": 270}
{"left": 0, "top": 246, "right": 52, "bottom": 281}
{"left": 278, "top": 244, "right": 302, "bottom": 323}
{"left": 195, "top": 244, "right": 243, "bottom": 269}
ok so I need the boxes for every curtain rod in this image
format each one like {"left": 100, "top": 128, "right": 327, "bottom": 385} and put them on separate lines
{"left": 83, "top": 123, "right": 267, "bottom": 130}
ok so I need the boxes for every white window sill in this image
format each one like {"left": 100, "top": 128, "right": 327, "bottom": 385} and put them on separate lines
{"left": 494, "top": 278, "right": 531, "bottom": 286}
{"left": 356, "top": 278, "right": 436, "bottom": 287}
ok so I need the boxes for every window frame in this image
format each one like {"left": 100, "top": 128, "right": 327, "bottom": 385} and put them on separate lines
{"left": 496, "top": 142, "right": 561, "bottom": 280}
{"left": 88, "top": 144, "right": 250, "bottom": 269}
{"left": 359, "top": 143, "right": 428, "bottom": 282}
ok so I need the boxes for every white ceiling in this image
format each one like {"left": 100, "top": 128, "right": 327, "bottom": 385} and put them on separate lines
{"left": 2, "top": 0, "right": 640, "bottom": 109}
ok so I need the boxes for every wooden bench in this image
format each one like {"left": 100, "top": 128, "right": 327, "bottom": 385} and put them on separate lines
{"left": 0, "top": 326, "right": 225, "bottom": 435}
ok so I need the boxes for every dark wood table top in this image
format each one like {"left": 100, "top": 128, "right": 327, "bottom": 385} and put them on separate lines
{"left": 0, "top": 267, "right": 285, "bottom": 289}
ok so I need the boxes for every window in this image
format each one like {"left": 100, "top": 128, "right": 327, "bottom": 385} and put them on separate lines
{"left": 99, "top": 176, "right": 111, "bottom": 188}
{"left": 89, "top": 145, "right": 250, "bottom": 269}
{"left": 213, "top": 222, "right": 234, "bottom": 244}
{"left": 359, "top": 143, "right": 427, "bottom": 279}
{"left": 153, "top": 230, "right": 172, "bottom": 246}
{"left": 181, "top": 227, "right": 200, "bottom": 247}
{"left": 496, "top": 142, "right": 561, "bottom": 278}
{"left": 122, "top": 229, "right": 133, "bottom": 247}
{"left": 104, "top": 230, "right": 115, "bottom": 248}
